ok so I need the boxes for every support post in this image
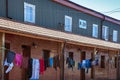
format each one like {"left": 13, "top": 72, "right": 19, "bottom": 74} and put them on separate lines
{"left": 117, "top": 50, "right": 120, "bottom": 80}
{"left": 0, "top": 33, "right": 5, "bottom": 80}
{"left": 60, "top": 41, "right": 66, "bottom": 80}
{"left": 91, "top": 48, "right": 96, "bottom": 80}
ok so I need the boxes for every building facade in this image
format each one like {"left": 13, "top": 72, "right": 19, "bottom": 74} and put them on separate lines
{"left": 0, "top": 0, "right": 120, "bottom": 80}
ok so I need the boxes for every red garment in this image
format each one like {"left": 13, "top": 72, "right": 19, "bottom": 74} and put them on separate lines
{"left": 39, "top": 59, "right": 45, "bottom": 75}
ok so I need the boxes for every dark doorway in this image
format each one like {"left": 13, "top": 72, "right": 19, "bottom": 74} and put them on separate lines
{"left": 22, "top": 45, "right": 31, "bottom": 80}
{"left": 43, "top": 50, "right": 50, "bottom": 70}
{"left": 101, "top": 56, "right": 105, "bottom": 68}
{"left": 4, "top": 43, "right": 10, "bottom": 80}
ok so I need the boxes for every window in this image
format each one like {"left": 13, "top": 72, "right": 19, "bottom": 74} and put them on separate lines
{"left": 24, "top": 2, "right": 35, "bottom": 23}
{"left": 79, "top": 19, "right": 87, "bottom": 29}
{"left": 102, "top": 26, "right": 109, "bottom": 40}
{"left": 65, "top": 15, "right": 72, "bottom": 32}
{"left": 92, "top": 24, "right": 98, "bottom": 38}
{"left": 113, "top": 30, "right": 118, "bottom": 42}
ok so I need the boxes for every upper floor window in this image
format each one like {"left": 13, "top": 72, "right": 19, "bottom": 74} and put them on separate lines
{"left": 102, "top": 26, "right": 109, "bottom": 40}
{"left": 79, "top": 19, "right": 87, "bottom": 29}
{"left": 92, "top": 24, "right": 98, "bottom": 38}
{"left": 24, "top": 2, "right": 35, "bottom": 23}
{"left": 64, "top": 15, "right": 72, "bottom": 32}
{"left": 113, "top": 30, "right": 118, "bottom": 42}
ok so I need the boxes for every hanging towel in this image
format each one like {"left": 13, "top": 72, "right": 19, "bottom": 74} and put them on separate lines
{"left": 27, "top": 58, "right": 33, "bottom": 78}
{"left": 22, "top": 57, "right": 29, "bottom": 69}
{"left": 49, "top": 57, "right": 53, "bottom": 67}
{"left": 53, "top": 55, "right": 60, "bottom": 70}
{"left": 39, "top": 59, "right": 45, "bottom": 75}
{"left": 6, "top": 51, "right": 15, "bottom": 63}
{"left": 66, "top": 57, "right": 75, "bottom": 70}
{"left": 15, "top": 53, "right": 23, "bottom": 67}
{"left": 30, "top": 59, "right": 40, "bottom": 79}
{"left": 4, "top": 59, "right": 14, "bottom": 73}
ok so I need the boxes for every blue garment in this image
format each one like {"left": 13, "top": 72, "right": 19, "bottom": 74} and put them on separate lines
{"left": 82, "top": 59, "right": 91, "bottom": 69}
{"left": 78, "top": 62, "right": 82, "bottom": 70}
{"left": 7, "top": 51, "right": 15, "bottom": 63}
{"left": 49, "top": 57, "right": 53, "bottom": 67}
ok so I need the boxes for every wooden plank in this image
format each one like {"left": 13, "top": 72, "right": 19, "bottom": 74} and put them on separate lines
{"left": 0, "top": 33, "right": 5, "bottom": 80}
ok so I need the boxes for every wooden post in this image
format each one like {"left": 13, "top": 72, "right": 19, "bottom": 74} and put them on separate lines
{"left": 80, "top": 51, "right": 86, "bottom": 80}
{"left": 0, "top": 33, "right": 5, "bottom": 80}
{"left": 60, "top": 42, "right": 66, "bottom": 80}
{"left": 91, "top": 48, "right": 96, "bottom": 80}
{"left": 117, "top": 50, "right": 120, "bottom": 80}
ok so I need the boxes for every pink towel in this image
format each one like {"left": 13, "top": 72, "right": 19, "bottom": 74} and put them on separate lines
{"left": 15, "top": 53, "right": 23, "bottom": 67}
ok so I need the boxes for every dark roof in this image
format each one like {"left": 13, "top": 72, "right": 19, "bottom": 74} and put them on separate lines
{"left": 53, "top": 0, "right": 120, "bottom": 25}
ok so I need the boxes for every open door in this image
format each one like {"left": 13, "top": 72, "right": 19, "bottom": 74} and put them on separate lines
{"left": 22, "top": 45, "right": 31, "bottom": 80}
{"left": 4, "top": 43, "right": 10, "bottom": 80}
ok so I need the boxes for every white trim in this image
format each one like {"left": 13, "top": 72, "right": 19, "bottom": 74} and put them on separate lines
{"left": 102, "top": 26, "right": 109, "bottom": 40}
{"left": 113, "top": 30, "right": 118, "bottom": 42}
{"left": 79, "top": 19, "right": 87, "bottom": 29}
{"left": 92, "top": 24, "right": 98, "bottom": 38}
{"left": 24, "top": 2, "right": 35, "bottom": 23}
{"left": 64, "top": 15, "right": 72, "bottom": 32}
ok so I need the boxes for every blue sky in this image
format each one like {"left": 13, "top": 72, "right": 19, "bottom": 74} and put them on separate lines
{"left": 70, "top": 0, "right": 120, "bottom": 20}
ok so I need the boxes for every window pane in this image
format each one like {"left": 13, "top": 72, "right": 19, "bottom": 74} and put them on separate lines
{"left": 113, "top": 30, "right": 118, "bottom": 42}
{"left": 92, "top": 24, "right": 98, "bottom": 38}
{"left": 79, "top": 19, "right": 87, "bottom": 29}
{"left": 102, "top": 26, "right": 109, "bottom": 40}
{"left": 24, "top": 2, "right": 35, "bottom": 23}
{"left": 65, "top": 16, "right": 72, "bottom": 32}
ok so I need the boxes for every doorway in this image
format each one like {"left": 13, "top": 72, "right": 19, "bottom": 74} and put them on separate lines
{"left": 4, "top": 43, "right": 10, "bottom": 80}
{"left": 22, "top": 45, "right": 31, "bottom": 80}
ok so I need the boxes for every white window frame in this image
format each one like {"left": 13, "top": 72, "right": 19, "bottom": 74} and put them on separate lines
{"left": 113, "top": 30, "right": 118, "bottom": 42}
{"left": 102, "top": 26, "right": 109, "bottom": 40}
{"left": 79, "top": 19, "right": 87, "bottom": 29}
{"left": 92, "top": 24, "right": 98, "bottom": 38}
{"left": 64, "top": 15, "right": 72, "bottom": 32}
{"left": 24, "top": 2, "right": 35, "bottom": 23}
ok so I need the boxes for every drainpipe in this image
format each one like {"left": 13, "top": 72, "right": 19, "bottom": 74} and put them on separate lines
{"left": 100, "top": 15, "right": 105, "bottom": 39}
{"left": 6, "top": 0, "right": 8, "bottom": 18}
{"left": 60, "top": 41, "right": 66, "bottom": 80}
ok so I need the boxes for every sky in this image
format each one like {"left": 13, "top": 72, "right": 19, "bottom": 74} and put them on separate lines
{"left": 70, "top": 0, "right": 120, "bottom": 20}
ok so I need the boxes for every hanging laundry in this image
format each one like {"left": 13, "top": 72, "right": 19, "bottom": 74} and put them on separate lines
{"left": 53, "top": 55, "right": 60, "bottom": 70}
{"left": 39, "top": 59, "right": 45, "bottom": 75}
{"left": 22, "top": 57, "right": 29, "bottom": 69}
{"left": 30, "top": 59, "right": 40, "bottom": 80}
{"left": 15, "top": 53, "right": 23, "bottom": 67}
{"left": 6, "top": 51, "right": 15, "bottom": 63}
{"left": 4, "top": 59, "right": 14, "bottom": 73}
{"left": 92, "top": 59, "right": 99, "bottom": 66}
{"left": 78, "top": 62, "right": 82, "bottom": 70}
{"left": 66, "top": 57, "right": 75, "bottom": 70}
{"left": 81, "top": 59, "right": 92, "bottom": 73}
{"left": 49, "top": 57, "right": 53, "bottom": 67}
{"left": 27, "top": 58, "right": 33, "bottom": 78}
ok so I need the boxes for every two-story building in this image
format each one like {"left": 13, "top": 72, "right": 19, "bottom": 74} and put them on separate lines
{"left": 0, "top": 0, "right": 120, "bottom": 80}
